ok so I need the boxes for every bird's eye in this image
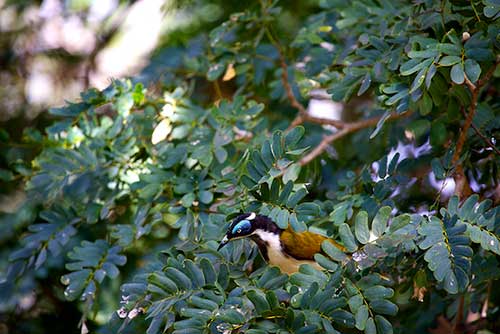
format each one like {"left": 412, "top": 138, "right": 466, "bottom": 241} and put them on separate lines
{"left": 232, "top": 219, "right": 251, "bottom": 235}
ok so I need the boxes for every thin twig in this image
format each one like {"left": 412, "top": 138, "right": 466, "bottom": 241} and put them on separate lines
{"left": 264, "top": 27, "right": 348, "bottom": 131}
{"left": 265, "top": 18, "right": 411, "bottom": 168}
{"left": 299, "top": 114, "right": 346, "bottom": 129}
{"left": 481, "top": 280, "right": 493, "bottom": 318}
{"left": 298, "top": 113, "right": 407, "bottom": 166}
{"left": 452, "top": 295, "right": 465, "bottom": 333}
{"left": 452, "top": 59, "right": 499, "bottom": 198}
{"left": 460, "top": 108, "right": 500, "bottom": 156}
{"left": 481, "top": 280, "right": 492, "bottom": 318}
{"left": 264, "top": 28, "right": 306, "bottom": 115}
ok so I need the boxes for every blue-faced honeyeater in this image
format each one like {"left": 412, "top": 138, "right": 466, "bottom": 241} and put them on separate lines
{"left": 218, "top": 212, "right": 346, "bottom": 274}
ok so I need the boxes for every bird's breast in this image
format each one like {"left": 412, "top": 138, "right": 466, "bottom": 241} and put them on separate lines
{"left": 266, "top": 244, "right": 322, "bottom": 275}
{"left": 251, "top": 229, "right": 322, "bottom": 274}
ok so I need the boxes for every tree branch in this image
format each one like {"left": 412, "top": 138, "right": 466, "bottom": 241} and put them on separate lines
{"left": 298, "top": 113, "right": 406, "bottom": 166}
{"left": 264, "top": 26, "right": 349, "bottom": 131}
{"left": 277, "top": 45, "right": 347, "bottom": 129}
{"left": 452, "top": 295, "right": 465, "bottom": 334}
{"left": 452, "top": 59, "right": 499, "bottom": 198}
{"left": 460, "top": 107, "right": 500, "bottom": 156}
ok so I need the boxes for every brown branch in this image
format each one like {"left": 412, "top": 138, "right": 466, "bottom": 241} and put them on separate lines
{"left": 299, "top": 114, "right": 347, "bottom": 129}
{"left": 264, "top": 27, "right": 307, "bottom": 126}
{"left": 278, "top": 47, "right": 347, "bottom": 130}
{"left": 278, "top": 53, "right": 306, "bottom": 116}
{"left": 481, "top": 280, "right": 492, "bottom": 318}
{"left": 452, "top": 295, "right": 465, "bottom": 333}
{"left": 452, "top": 59, "right": 499, "bottom": 198}
{"left": 460, "top": 108, "right": 500, "bottom": 156}
{"left": 264, "top": 26, "right": 350, "bottom": 131}
{"left": 298, "top": 113, "right": 407, "bottom": 166}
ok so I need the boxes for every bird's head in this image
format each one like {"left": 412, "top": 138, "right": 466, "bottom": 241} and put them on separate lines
{"left": 217, "top": 212, "right": 280, "bottom": 251}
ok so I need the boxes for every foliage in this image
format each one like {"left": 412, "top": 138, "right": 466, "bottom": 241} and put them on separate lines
{"left": 1, "top": 1, "right": 500, "bottom": 334}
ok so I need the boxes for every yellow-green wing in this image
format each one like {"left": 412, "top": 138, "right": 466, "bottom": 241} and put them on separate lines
{"left": 280, "top": 228, "right": 346, "bottom": 260}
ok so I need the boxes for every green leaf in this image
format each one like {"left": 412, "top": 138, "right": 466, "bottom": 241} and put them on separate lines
{"left": 165, "top": 267, "right": 192, "bottom": 290}
{"left": 180, "top": 307, "right": 212, "bottom": 320}
{"left": 365, "top": 317, "right": 377, "bottom": 334}
{"left": 372, "top": 206, "right": 391, "bottom": 238}
{"left": 283, "top": 163, "right": 301, "bottom": 183}
{"left": 330, "top": 310, "right": 355, "bottom": 328}
{"left": 370, "top": 111, "right": 391, "bottom": 139}
{"left": 425, "top": 64, "right": 437, "bottom": 88}
{"left": 265, "top": 290, "right": 279, "bottom": 309}
{"left": 189, "top": 296, "right": 218, "bottom": 310}
{"left": 400, "top": 58, "right": 433, "bottom": 76}
{"left": 270, "top": 179, "right": 280, "bottom": 202}
{"left": 339, "top": 223, "right": 358, "bottom": 252}
{"left": 363, "top": 286, "right": 394, "bottom": 301}
{"left": 200, "top": 259, "right": 216, "bottom": 285}
{"left": 278, "top": 181, "right": 294, "bottom": 205}
{"left": 355, "top": 305, "right": 369, "bottom": 330}
{"left": 287, "top": 187, "right": 308, "bottom": 208}
{"left": 430, "top": 122, "right": 447, "bottom": 147}
{"left": 290, "top": 212, "right": 307, "bottom": 232}
{"left": 314, "top": 253, "right": 338, "bottom": 271}
{"left": 207, "top": 62, "right": 225, "bottom": 81}
{"left": 171, "top": 124, "right": 190, "bottom": 139}
{"left": 181, "top": 193, "right": 196, "bottom": 208}
{"left": 276, "top": 209, "right": 289, "bottom": 228}
{"left": 419, "top": 92, "right": 433, "bottom": 115}
{"left": 218, "top": 309, "right": 246, "bottom": 324}
{"left": 484, "top": 1, "right": 500, "bottom": 17}
{"left": 199, "top": 190, "right": 213, "bottom": 204}
{"left": 217, "top": 263, "right": 229, "bottom": 289}
{"left": 439, "top": 42, "right": 461, "bottom": 56}
{"left": 409, "top": 67, "right": 427, "bottom": 93}
{"left": 450, "top": 63, "right": 465, "bottom": 84}
{"left": 215, "top": 147, "right": 228, "bottom": 163}
{"left": 62, "top": 240, "right": 125, "bottom": 301}
{"left": 271, "top": 131, "right": 284, "bottom": 160}
{"left": 322, "top": 240, "right": 349, "bottom": 262}
{"left": 296, "top": 202, "right": 320, "bottom": 216}
{"left": 247, "top": 290, "right": 271, "bottom": 314}
{"left": 466, "top": 225, "right": 500, "bottom": 255}
{"left": 149, "top": 272, "right": 178, "bottom": 293}
{"left": 355, "top": 211, "right": 370, "bottom": 244}
{"left": 408, "top": 49, "right": 439, "bottom": 59}
{"left": 115, "top": 92, "right": 134, "bottom": 116}
{"left": 418, "top": 216, "right": 471, "bottom": 294}
{"left": 357, "top": 72, "right": 372, "bottom": 96}
{"left": 184, "top": 260, "right": 205, "bottom": 288}
{"left": 431, "top": 158, "right": 446, "bottom": 180}
{"left": 464, "top": 59, "right": 481, "bottom": 83}
{"left": 261, "top": 141, "right": 274, "bottom": 168}
{"left": 241, "top": 175, "right": 257, "bottom": 189}
{"left": 49, "top": 102, "right": 88, "bottom": 117}
{"left": 389, "top": 214, "right": 411, "bottom": 233}
{"left": 375, "top": 315, "right": 393, "bottom": 334}
{"left": 247, "top": 162, "right": 263, "bottom": 182}
{"left": 0, "top": 169, "right": 14, "bottom": 181}
{"left": 285, "top": 126, "right": 305, "bottom": 148}
{"left": 439, "top": 56, "right": 461, "bottom": 66}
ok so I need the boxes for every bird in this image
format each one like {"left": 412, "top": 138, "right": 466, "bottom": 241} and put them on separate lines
{"left": 217, "top": 212, "right": 346, "bottom": 274}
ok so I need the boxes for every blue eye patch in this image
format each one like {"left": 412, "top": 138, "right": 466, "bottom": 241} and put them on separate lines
{"left": 231, "top": 219, "right": 252, "bottom": 235}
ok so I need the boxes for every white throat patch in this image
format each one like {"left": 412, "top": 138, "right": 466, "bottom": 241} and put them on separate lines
{"left": 253, "top": 230, "right": 281, "bottom": 249}
{"left": 247, "top": 212, "right": 256, "bottom": 220}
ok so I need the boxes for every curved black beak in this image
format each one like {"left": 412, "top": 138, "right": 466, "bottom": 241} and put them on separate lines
{"left": 217, "top": 235, "right": 229, "bottom": 251}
